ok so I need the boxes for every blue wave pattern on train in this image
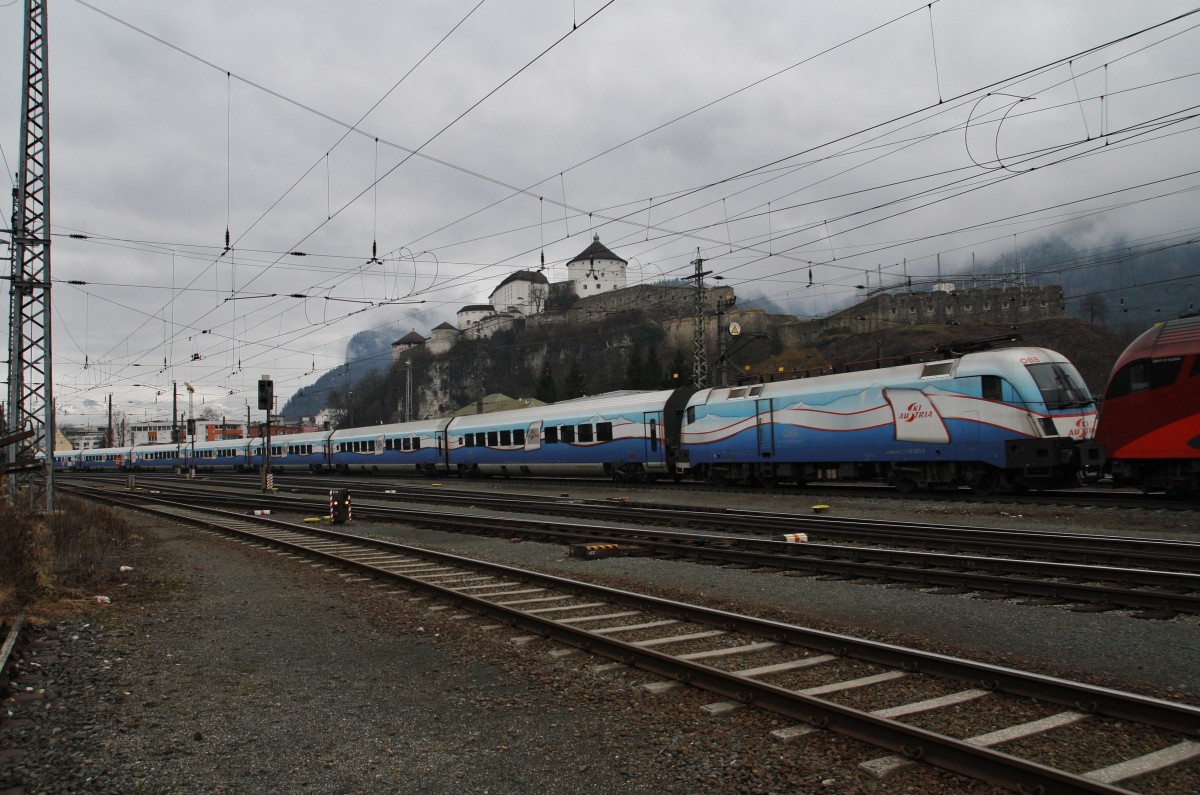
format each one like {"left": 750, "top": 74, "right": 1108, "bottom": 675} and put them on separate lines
{"left": 53, "top": 345, "right": 1099, "bottom": 494}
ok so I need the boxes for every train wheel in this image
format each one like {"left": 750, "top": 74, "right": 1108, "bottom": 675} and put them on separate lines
{"left": 966, "top": 465, "right": 1002, "bottom": 496}
{"left": 893, "top": 476, "right": 917, "bottom": 494}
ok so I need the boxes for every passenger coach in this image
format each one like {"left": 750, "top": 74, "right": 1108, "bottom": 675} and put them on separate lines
{"left": 447, "top": 390, "right": 693, "bottom": 481}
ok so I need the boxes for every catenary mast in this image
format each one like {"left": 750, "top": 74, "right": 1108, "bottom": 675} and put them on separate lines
{"left": 7, "top": 0, "right": 54, "bottom": 510}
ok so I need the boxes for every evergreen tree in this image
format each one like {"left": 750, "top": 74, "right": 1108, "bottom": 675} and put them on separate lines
{"left": 566, "top": 360, "right": 586, "bottom": 398}
{"left": 644, "top": 347, "right": 662, "bottom": 389}
{"left": 536, "top": 359, "right": 557, "bottom": 403}
{"left": 624, "top": 344, "right": 643, "bottom": 389}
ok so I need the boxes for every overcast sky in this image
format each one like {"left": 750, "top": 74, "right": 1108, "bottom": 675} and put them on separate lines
{"left": 2, "top": 0, "right": 1198, "bottom": 426}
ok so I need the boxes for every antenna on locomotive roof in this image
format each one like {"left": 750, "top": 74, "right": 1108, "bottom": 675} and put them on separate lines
{"left": 934, "top": 334, "right": 1022, "bottom": 357}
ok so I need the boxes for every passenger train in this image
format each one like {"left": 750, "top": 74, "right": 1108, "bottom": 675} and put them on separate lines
{"left": 1083, "top": 313, "right": 1200, "bottom": 497}
{"left": 54, "top": 339, "right": 1100, "bottom": 495}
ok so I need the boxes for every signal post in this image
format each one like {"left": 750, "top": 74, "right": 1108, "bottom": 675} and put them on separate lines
{"left": 258, "top": 375, "right": 273, "bottom": 492}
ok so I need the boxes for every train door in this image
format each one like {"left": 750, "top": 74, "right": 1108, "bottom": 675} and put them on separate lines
{"left": 755, "top": 399, "right": 775, "bottom": 458}
{"left": 643, "top": 412, "right": 661, "bottom": 461}
{"left": 435, "top": 432, "right": 446, "bottom": 471}
{"left": 525, "top": 420, "right": 542, "bottom": 451}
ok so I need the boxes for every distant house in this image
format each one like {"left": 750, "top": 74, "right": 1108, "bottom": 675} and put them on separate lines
{"left": 427, "top": 322, "right": 459, "bottom": 356}
{"left": 456, "top": 304, "right": 495, "bottom": 330}
{"left": 390, "top": 330, "right": 427, "bottom": 364}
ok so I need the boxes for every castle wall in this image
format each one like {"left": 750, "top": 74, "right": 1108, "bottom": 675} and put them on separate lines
{"left": 781, "top": 285, "right": 1064, "bottom": 347}
{"left": 565, "top": 284, "right": 735, "bottom": 324}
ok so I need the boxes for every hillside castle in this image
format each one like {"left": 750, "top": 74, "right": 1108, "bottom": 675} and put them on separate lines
{"left": 391, "top": 236, "right": 1065, "bottom": 363}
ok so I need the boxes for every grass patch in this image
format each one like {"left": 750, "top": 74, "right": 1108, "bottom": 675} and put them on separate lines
{"left": 0, "top": 495, "right": 139, "bottom": 614}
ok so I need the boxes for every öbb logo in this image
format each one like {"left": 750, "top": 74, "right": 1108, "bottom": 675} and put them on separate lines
{"left": 898, "top": 402, "right": 934, "bottom": 423}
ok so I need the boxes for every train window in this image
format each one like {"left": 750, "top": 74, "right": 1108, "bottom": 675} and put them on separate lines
{"left": 921, "top": 361, "right": 955, "bottom": 379}
{"left": 399, "top": 437, "right": 408, "bottom": 451}
{"left": 1027, "top": 362, "right": 1093, "bottom": 408}
{"left": 1192, "top": 356, "right": 1200, "bottom": 377}
{"left": 981, "top": 375, "right": 1003, "bottom": 401}
{"left": 596, "top": 422, "right": 613, "bottom": 442}
{"left": 368, "top": 440, "right": 375, "bottom": 452}
{"left": 748, "top": 386, "right": 764, "bottom": 397}
{"left": 475, "top": 432, "right": 487, "bottom": 448}
{"left": 560, "top": 425, "right": 576, "bottom": 443}
{"left": 577, "top": 424, "right": 594, "bottom": 443}
{"left": 460, "top": 436, "right": 471, "bottom": 447}
{"left": 499, "top": 430, "right": 512, "bottom": 446}
{"left": 544, "top": 426, "right": 558, "bottom": 444}
{"left": 487, "top": 431, "right": 499, "bottom": 447}
{"left": 686, "top": 407, "right": 696, "bottom": 424}
{"left": 649, "top": 419, "right": 659, "bottom": 452}
{"left": 1105, "top": 357, "right": 1182, "bottom": 399}
{"left": 728, "top": 388, "right": 748, "bottom": 399}
{"left": 513, "top": 429, "right": 525, "bottom": 446}
{"left": 413, "top": 437, "right": 422, "bottom": 450}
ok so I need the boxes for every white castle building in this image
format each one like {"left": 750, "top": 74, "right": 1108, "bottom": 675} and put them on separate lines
{"left": 565, "top": 234, "right": 627, "bottom": 296}
{"left": 451, "top": 234, "right": 628, "bottom": 338}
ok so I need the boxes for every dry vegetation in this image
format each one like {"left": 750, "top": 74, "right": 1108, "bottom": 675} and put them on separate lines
{"left": 0, "top": 495, "right": 140, "bottom": 616}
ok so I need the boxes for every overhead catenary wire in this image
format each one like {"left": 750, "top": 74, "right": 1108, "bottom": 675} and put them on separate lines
{"left": 42, "top": 4, "right": 1200, "bottom": 418}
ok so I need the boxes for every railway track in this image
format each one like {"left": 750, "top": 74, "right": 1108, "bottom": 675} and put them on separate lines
{"left": 59, "top": 468, "right": 1199, "bottom": 511}
{"left": 64, "top": 479, "right": 1200, "bottom": 617}
{"left": 69, "top": 487, "right": 1200, "bottom": 794}
{"left": 0, "top": 614, "right": 28, "bottom": 699}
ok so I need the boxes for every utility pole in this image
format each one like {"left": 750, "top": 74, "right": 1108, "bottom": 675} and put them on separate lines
{"left": 715, "top": 298, "right": 729, "bottom": 388}
{"left": 7, "top": 0, "right": 54, "bottom": 509}
{"left": 405, "top": 358, "right": 413, "bottom": 422}
{"left": 685, "top": 248, "right": 711, "bottom": 389}
{"left": 107, "top": 394, "right": 113, "bottom": 447}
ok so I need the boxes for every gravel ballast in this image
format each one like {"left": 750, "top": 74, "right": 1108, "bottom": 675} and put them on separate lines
{"left": 3, "top": 486, "right": 1197, "bottom": 794}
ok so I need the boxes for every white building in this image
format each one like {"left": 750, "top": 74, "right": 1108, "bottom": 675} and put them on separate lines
{"left": 488, "top": 270, "right": 549, "bottom": 316}
{"left": 566, "top": 234, "right": 627, "bottom": 297}
{"left": 456, "top": 304, "right": 494, "bottom": 330}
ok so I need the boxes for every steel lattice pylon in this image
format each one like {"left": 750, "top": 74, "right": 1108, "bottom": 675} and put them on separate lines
{"left": 7, "top": 0, "right": 55, "bottom": 510}
{"left": 689, "top": 250, "right": 709, "bottom": 389}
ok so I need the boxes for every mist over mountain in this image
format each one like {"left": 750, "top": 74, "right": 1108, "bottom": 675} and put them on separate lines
{"left": 280, "top": 327, "right": 399, "bottom": 419}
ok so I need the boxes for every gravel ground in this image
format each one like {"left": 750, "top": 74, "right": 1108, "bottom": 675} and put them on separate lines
{"left": 3, "top": 485, "right": 1198, "bottom": 794}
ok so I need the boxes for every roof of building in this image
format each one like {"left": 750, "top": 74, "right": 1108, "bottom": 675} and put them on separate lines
{"left": 432, "top": 321, "right": 457, "bottom": 331}
{"left": 458, "top": 304, "right": 495, "bottom": 313}
{"left": 392, "top": 331, "right": 427, "bottom": 346}
{"left": 449, "top": 393, "right": 547, "bottom": 416}
{"left": 492, "top": 269, "right": 549, "bottom": 292}
{"left": 567, "top": 233, "right": 627, "bottom": 265}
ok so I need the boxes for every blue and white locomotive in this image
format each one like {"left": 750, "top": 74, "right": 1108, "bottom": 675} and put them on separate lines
{"left": 680, "top": 345, "right": 1096, "bottom": 493}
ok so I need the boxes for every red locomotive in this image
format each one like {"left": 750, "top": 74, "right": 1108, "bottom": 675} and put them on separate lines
{"left": 1085, "top": 313, "right": 1200, "bottom": 497}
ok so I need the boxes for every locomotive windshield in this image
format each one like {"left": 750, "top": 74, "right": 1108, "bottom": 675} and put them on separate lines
{"left": 1025, "top": 362, "right": 1092, "bottom": 409}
